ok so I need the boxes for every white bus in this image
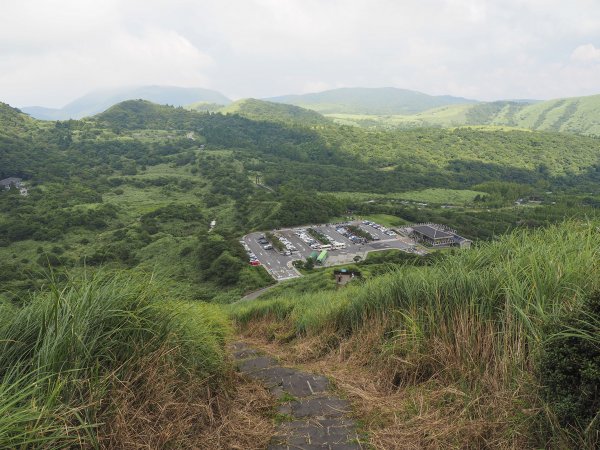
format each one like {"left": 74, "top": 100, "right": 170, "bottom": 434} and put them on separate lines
{"left": 332, "top": 242, "right": 346, "bottom": 250}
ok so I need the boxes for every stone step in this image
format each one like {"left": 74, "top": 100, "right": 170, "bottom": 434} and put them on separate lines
{"left": 230, "top": 342, "right": 363, "bottom": 449}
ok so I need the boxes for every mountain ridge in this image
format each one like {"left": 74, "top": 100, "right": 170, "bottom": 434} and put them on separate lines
{"left": 21, "top": 85, "right": 231, "bottom": 120}
{"left": 266, "top": 87, "right": 478, "bottom": 115}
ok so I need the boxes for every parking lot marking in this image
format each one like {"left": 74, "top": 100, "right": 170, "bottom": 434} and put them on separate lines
{"left": 242, "top": 221, "right": 418, "bottom": 281}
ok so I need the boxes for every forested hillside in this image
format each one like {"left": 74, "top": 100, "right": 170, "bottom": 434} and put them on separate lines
{"left": 2, "top": 98, "right": 600, "bottom": 299}
{"left": 219, "top": 98, "right": 331, "bottom": 126}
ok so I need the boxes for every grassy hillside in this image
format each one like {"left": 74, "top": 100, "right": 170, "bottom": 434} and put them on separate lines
{"left": 330, "top": 188, "right": 487, "bottom": 205}
{"left": 0, "top": 271, "right": 269, "bottom": 448}
{"left": 267, "top": 87, "right": 476, "bottom": 115}
{"left": 0, "top": 102, "right": 38, "bottom": 135}
{"left": 220, "top": 98, "right": 330, "bottom": 126}
{"left": 232, "top": 221, "right": 600, "bottom": 448}
{"left": 317, "top": 125, "right": 600, "bottom": 180}
{"left": 327, "top": 94, "right": 600, "bottom": 136}
{"left": 513, "top": 94, "right": 600, "bottom": 135}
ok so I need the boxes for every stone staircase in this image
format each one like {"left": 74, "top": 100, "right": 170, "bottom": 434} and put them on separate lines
{"left": 232, "top": 342, "right": 362, "bottom": 450}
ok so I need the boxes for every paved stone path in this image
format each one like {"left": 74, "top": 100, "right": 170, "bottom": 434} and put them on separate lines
{"left": 232, "top": 342, "right": 362, "bottom": 450}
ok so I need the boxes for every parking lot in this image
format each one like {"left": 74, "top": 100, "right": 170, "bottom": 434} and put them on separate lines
{"left": 243, "top": 220, "right": 418, "bottom": 281}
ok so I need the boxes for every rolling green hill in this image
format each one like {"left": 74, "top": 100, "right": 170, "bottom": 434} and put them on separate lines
{"left": 219, "top": 98, "right": 330, "bottom": 126}
{"left": 327, "top": 94, "right": 600, "bottom": 135}
{"left": 509, "top": 94, "right": 600, "bottom": 134}
{"left": 267, "top": 87, "right": 476, "bottom": 115}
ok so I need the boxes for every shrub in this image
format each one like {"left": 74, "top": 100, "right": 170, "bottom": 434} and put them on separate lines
{"left": 208, "top": 251, "right": 244, "bottom": 286}
{"left": 540, "top": 292, "right": 600, "bottom": 436}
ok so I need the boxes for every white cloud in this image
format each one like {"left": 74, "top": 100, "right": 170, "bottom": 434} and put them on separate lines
{"left": 301, "top": 81, "right": 336, "bottom": 94}
{"left": 0, "top": 26, "right": 213, "bottom": 107}
{"left": 571, "top": 44, "right": 600, "bottom": 62}
{"left": 2, "top": 0, "right": 600, "bottom": 105}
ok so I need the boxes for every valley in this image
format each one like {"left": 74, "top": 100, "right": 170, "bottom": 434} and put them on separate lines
{"left": 4, "top": 1, "right": 600, "bottom": 447}
{"left": 1, "top": 93, "right": 599, "bottom": 449}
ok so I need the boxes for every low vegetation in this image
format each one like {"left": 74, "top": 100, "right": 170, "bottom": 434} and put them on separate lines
{"left": 219, "top": 98, "right": 331, "bottom": 126}
{"left": 307, "top": 228, "right": 330, "bottom": 244}
{"left": 346, "top": 224, "right": 373, "bottom": 241}
{"left": 265, "top": 231, "right": 285, "bottom": 252}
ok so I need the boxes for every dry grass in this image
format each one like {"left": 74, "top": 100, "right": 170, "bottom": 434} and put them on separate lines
{"left": 238, "top": 316, "right": 538, "bottom": 449}
{"left": 98, "top": 346, "right": 275, "bottom": 450}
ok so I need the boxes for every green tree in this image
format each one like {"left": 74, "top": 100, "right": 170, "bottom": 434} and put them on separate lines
{"left": 207, "top": 251, "right": 244, "bottom": 286}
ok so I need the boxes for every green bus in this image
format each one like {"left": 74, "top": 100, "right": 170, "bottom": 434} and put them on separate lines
{"left": 316, "top": 250, "right": 328, "bottom": 265}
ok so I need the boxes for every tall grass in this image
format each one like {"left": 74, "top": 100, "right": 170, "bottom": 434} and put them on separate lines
{"left": 235, "top": 220, "right": 598, "bottom": 337}
{"left": 0, "top": 270, "right": 231, "bottom": 448}
{"left": 232, "top": 221, "right": 600, "bottom": 445}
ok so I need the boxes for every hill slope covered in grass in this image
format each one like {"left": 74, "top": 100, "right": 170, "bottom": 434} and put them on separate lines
{"left": 0, "top": 271, "right": 274, "bottom": 449}
{"left": 267, "top": 87, "right": 476, "bottom": 115}
{"left": 232, "top": 221, "right": 600, "bottom": 448}
{"left": 328, "top": 94, "right": 600, "bottom": 136}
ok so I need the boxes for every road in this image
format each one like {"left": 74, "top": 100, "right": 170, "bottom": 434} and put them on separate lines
{"left": 237, "top": 284, "right": 279, "bottom": 303}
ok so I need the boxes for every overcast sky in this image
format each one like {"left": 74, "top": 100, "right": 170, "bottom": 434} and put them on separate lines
{"left": 2, "top": 0, "right": 600, "bottom": 107}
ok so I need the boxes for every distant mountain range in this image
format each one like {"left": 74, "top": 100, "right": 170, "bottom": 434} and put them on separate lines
{"left": 16, "top": 85, "right": 600, "bottom": 136}
{"left": 21, "top": 86, "right": 231, "bottom": 120}
{"left": 266, "top": 87, "right": 477, "bottom": 115}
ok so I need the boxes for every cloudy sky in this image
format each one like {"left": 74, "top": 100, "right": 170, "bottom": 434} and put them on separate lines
{"left": 1, "top": 0, "right": 600, "bottom": 107}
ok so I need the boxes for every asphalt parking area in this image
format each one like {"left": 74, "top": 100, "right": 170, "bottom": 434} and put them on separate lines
{"left": 243, "top": 221, "right": 419, "bottom": 281}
